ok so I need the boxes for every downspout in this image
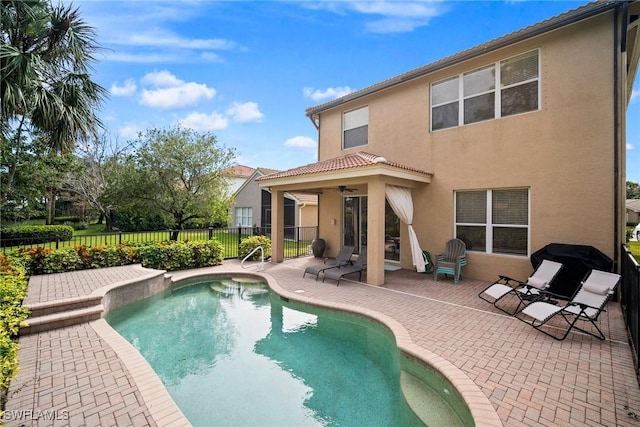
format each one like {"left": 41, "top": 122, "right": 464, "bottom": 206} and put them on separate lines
{"left": 613, "top": 1, "right": 629, "bottom": 272}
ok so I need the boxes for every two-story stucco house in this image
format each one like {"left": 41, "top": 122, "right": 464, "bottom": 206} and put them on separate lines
{"left": 258, "top": 1, "right": 640, "bottom": 286}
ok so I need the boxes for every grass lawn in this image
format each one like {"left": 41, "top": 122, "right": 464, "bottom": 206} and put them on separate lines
{"left": 627, "top": 241, "right": 640, "bottom": 261}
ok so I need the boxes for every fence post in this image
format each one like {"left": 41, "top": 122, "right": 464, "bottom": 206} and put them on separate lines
{"left": 119, "top": 232, "right": 122, "bottom": 245}
{"left": 55, "top": 238, "right": 59, "bottom": 250}
{"left": 208, "top": 227, "right": 213, "bottom": 240}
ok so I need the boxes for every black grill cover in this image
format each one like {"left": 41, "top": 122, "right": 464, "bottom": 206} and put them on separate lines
{"left": 530, "top": 243, "right": 613, "bottom": 300}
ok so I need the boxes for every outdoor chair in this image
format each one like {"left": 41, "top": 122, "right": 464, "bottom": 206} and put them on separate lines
{"left": 519, "top": 269, "right": 621, "bottom": 340}
{"left": 478, "top": 259, "right": 563, "bottom": 315}
{"left": 303, "top": 245, "right": 354, "bottom": 280}
{"left": 323, "top": 248, "right": 367, "bottom": 286}
{"left": 433, "top": 239, "right": 467, "bottom": 284}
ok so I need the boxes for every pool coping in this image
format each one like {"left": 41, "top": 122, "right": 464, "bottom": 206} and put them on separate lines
{"left": 91, "top": 268, "right": 503, "bottom": 427}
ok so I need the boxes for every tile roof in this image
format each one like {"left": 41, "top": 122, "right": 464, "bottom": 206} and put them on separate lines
{"left": 224, "top": 164, "right": 256, "bottom": 178}
{"left": 256, "top": 151, "right": 429, "bottom": 181}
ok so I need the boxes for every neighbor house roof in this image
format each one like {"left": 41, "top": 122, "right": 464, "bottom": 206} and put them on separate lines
{"left": 627, "top": 199, "right": 640, "bottom": 212}
{"left": 224, "top": 164, "right": 256, "bottom": 178}
{"left": 306, "top": 0, "right": 628, "bottom": 118}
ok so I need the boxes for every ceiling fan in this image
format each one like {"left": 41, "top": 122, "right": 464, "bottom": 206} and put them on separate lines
{"left": 338, "top": 185, "right": 356, "bottom": 194}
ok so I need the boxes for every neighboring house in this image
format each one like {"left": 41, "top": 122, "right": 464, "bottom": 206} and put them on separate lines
{"left": 627, "top": 199, "right": 640, "bottom": 225}
{"left": 258, "top": 1, "right": 640, "bottom": 286}
{"left": 224, "top": 164, "right": 256, "bottom": 196}
{"left": 232, "top": 168, "right": 318, "bottom": 232}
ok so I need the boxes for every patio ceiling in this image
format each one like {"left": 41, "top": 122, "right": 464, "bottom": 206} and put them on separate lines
{"left": 256, "top": 151, "right": 432, "bottom": 193}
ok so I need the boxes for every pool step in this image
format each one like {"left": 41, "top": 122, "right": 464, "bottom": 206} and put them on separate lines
{"left": 21, "top": 297, "right": 104, "bottom": 335}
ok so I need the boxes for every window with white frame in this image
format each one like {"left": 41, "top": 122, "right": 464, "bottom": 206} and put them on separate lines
{"left": 343, "top": 106, "right": 368, "bottom": 149}
{"left": 455, "top": 188, "right": 529, "bottom": 255}
{"left": 431, "top": 50, "right": 539, "bottom": 131}
{"left": 235, "top": 207, "right": 253, "bottom": 227}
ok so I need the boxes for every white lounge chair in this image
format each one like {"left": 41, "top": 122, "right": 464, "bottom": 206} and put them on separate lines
{"left": 519, "top": 269, "right": 620, "bottom": 340}
{"left": 478, "top": 259, "right": 563, "bottom": 315}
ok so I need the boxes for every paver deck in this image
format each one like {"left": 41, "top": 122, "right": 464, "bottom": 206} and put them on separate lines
{"left": 4, "top": 259, "right": 640, "bottom": 426}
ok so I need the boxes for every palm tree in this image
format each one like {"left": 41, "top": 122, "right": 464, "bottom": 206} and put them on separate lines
{"left": 1, "top": 0, "right": 107, "bottom": 222}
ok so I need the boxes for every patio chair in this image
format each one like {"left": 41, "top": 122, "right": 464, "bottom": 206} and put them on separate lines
{"left": 322, "top": 248, "right": 367, "bottom": 286}
{"left": 433, "top": 239, "right": 467, "bottom": 284}
{"left": 303, "top": 245, "right": 355, "bottom": 280}
{"left": 478, "top": 259, "right": 563, "bottom": 315}
{"left": 519, "top": 269, "right": 621, "bottom": 340}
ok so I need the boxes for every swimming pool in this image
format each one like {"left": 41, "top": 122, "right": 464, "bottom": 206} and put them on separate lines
{"left": 107, "top": 276, "right": 472, "bottom": 426}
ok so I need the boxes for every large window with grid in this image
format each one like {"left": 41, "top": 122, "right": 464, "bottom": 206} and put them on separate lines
{"left": 343, "top": 106, "right": 368, "bottom": 149}
{"left": 431, "top": 50, "right": 539, "bottom": 131}
{"left": 455, "top": 188, "right": 529, "bottom": 256}
{"left": 235, "top": 207, "right": 253, "bottom": 227}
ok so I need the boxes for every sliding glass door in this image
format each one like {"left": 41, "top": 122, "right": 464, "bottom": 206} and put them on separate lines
{"left": 343, "top": 196, "right": 367, "bottom": 253}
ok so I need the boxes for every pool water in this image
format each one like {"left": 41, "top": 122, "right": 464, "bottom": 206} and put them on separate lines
{"left": 107, "top": 277, "right": 468, "bottom": 426}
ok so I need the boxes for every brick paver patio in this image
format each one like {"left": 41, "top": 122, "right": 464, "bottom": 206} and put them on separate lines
{"left": 4, "top": 259, "right": 640, "bottom": 426}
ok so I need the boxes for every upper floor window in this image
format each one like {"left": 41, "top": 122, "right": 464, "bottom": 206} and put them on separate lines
{"left": 431, "top": 50, "right": 539, "bottom": 131}
{"left": 455, "top": 188, "right": 529, "bottom": 256}
{"left": 343, "top": 106, "right": 368, "bottom": 149}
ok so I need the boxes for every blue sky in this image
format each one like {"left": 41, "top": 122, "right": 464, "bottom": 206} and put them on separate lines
{"left": 75, "top": 0, "right": 640, "bottom": 182}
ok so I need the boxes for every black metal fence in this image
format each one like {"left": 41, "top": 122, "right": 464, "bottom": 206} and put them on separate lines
{"left": 621, "top": 245, "right": 640, "bottom": 383}
{"left": 0, "top": 226, "right": 319, "bottom": 260}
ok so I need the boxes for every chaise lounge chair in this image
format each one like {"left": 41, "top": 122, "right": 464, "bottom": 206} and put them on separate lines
{"left": 478, "top": 259, "right": 563, "bottom": 315}
{"left": 519, "top": 269, "right": 621, "bottom": 340}
{"left": 322, "top": 248, "right": 367, "bottom": 286}
{"left": 303, "top": 245, "right": 355, "bottom": 280}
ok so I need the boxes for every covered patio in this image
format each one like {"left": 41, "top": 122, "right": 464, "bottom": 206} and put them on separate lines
{"left": 257, "top": 151, "right": 432, "bottom": 286}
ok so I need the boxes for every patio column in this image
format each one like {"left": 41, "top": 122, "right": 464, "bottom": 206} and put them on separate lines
{"left": 271, "top": 189, "right": 285, "bottom": 263}
{"left": 367, "top": 178, "right": 386, "bottom": 286}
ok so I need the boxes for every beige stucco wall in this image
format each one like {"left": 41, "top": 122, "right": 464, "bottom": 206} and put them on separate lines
{"left": 316, "top": 13, "right": 623, "bottom": 281}
{"left": 298, "top": 204, "right": 318, "bottom": 228}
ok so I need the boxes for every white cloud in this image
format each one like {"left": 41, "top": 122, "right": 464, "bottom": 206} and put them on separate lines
{"left": 304, "top": 0, "right": 447, "bottom": 33}
{"left": 227, "top": 102, "right": 264, "bottom": 123}
{"left": 139, "top": 71, "right": 215, "bottom": 110}
{"left": 285, "top": 136, "right": 316, "bottom": 149}
{"left": 118, "top": 123, "right": 145, "bottom": 140}
{"left": 628, "top": 143, "right": 634, "bottom": 150}
{"left": 141, "top": 70, "right": 183, "bottom": 87}
{"left": 103, "top": 52, "right": 185, "bottom": 64}
{"left": 631, "top": 87, "right": 640, "bottom": 102}
{"left": 122, "top": 30, "right": 237, "bottom": 51}
{"left": 110, "top": 79, "right": 137, "bottom": 96}
{"left": 179, "top": 112, "right": 229, "bottom": 131}
{"left": 303, "top": 86, "right": 353, "bottom": 101}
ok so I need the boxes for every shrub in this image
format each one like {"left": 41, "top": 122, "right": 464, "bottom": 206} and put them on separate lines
{"left": 115, "top": 209, "right": 171, "bottom": 232}
{"left": 17, "top": 240, "right": 223, "bottom": 275}
{"left": 0, "top": 225, "right": 73, "bottom": 247}
{"left": 55, "top": 216, "right": 81, "bottom": 224}
{"left": 64, "top": 221, "right": 88, "bottom": 231}
{"left": 136, "top": 240, "right": 224, "bottom": 270}
{"left": 0, "top": 255, "right": 30, "bottom": 410}
{"left": 238, "top": 235, "right": 271, "bottom": 261}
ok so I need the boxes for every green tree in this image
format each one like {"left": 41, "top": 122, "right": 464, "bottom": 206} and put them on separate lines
{"left": 112, "top": 126, "right": 236, "bottom": 239}
{"left": 627, "top": 181, "right": 640, "bottom": 199}
{"left": 1, "top": 0, "right": 107, "bottom": 222}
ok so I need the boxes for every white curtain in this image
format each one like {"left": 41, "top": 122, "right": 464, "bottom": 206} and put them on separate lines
{"left": 385, "top": 185, "right": 426, "bottom": 273}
